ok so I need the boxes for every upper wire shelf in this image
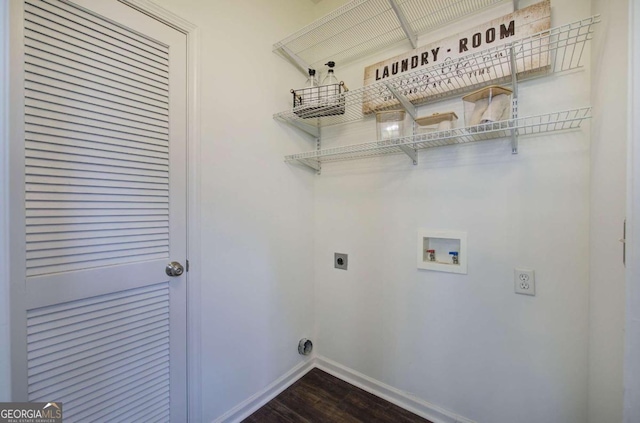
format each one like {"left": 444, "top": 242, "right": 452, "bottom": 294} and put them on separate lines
{"left": 285, "top": 107, "right": 592, "bottom": 170}
{"left": 274, "top": 16, "right": 599, "bottom": 132}
{"left": 273, "top": 0, "right": 507, "bottom": 70}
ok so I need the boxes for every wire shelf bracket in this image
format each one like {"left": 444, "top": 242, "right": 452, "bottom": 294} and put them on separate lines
{"left": 276, "top": 45, "right": 311, "bottom": 77}
{"left": 384, "top": 82, "right": 417, "bottom": 120}
{"left": 388, "top": 0, "right": 418, "bottom": 49}
{"left": 276, "top": 115, "right": 320, "bottom": 138}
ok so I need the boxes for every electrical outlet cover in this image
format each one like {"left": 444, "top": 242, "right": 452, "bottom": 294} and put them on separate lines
{"left": 514, "top": 269, "right": 535, "bottom": 296}
{"left": 335, "top": 253, "right": 348, "bottom": 270}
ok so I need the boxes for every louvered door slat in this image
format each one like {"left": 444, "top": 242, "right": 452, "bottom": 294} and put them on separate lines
{"left": 24, "top": 3, "right": 169, "bottom": 69}
{"left": 64, "top": 370, "right": 169, "bottom": 420}
{"left": 28, "top": 0, "right": 169, "bottom": 56}
{"left": 26, "top": 77, "right": 168, "bottom": 117}
{"left": 26, "top": 117, "right": 168, "bottom": 147}
{"left": 27, "top": 90, "right": 168, "bottom": 129}
{"left": 26, "top": 133, "right": 168, "bottom": 161}
{"left": 26, "top": 168, "right": 168, "bottom": 185}
{"left": 25, "top": 41, "right": 169, "bottom": 95}
{"left": 29, "top": 316, "right": 169, "bottom": 358}
{"left": 30, "top": 354, "right": 169, "bottom": 403}
{"left": 26, "top": 183, "right": 168, "bottom": 198}
{"left": 79, "top": 385, "right": 169, "bottom": 423}
{"left": 25, "top": 151, "right": 168, "bottom": 175}
{"left": 26, "top": 97, "right": 169, "bottom": 134}
{"left": 26, "top": 233, "right": 169, "bottom": 252}
{"left": 25, "top": 63, "right": 168, "bottom": 111}
{"left": 26, "top": 107, "right": 169, "bottom": 140}
{"left": 26, "top": 200, "right": 169, "bottom": 210}
{"left": 25, "top": 7, "right": 169, "bottom": 78}
{"left": 27, "top": 281, "right": 171, "bottom": 420}
{"left": 28, "top": 336, "right": 168, "bottom": 387}
{"left": 27, "top": 228, "right": 168, "bottom": 246}
{"left": 26, "top": 175, "right": 168, "bottom": 191}
{"left": 26, "top": 124, "right": 169, "bottom": 153}
{"left": 25, "top": 0, "right": 169, "bottom": 276}
{"left": 27, "top": 214, "right": 168, "bottom": 225}
{"left": 29, "top": 349, "right": 169, "bottom": 398}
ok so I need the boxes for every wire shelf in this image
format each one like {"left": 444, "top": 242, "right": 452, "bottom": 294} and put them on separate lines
{"left": 284, "top": 107, "right": 592, "bottom": 169}
{"left": 273, "top": 0, "right": 507, "bottom": 69}
{"left": 274, "top": 16, "right": 599, "bottom": 131}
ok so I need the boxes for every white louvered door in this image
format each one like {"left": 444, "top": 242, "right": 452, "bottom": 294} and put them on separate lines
{"left": 15, "top": 0, "right": 188, "bottom": 421}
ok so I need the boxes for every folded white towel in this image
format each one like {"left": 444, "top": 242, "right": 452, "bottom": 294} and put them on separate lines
{"left": 499, "top": 100, "right": 511, "bottom": 120}
{"left": 438, "top": 120, "right": 452, "bottom": 130}
{"left": 469, "top": 98, "right": 490, "bottom": 126}
{"left": 481, "top": 94, "right": 510, "bottom": 123}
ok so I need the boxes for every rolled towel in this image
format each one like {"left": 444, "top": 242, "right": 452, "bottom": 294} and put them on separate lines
{"left": 499, "top": 103, "right": 511, "bottom": 121}
{"left": 480, "top": 94, "right": 510, "bottom": 123}
{"left": 469, "top": 98, "right": 490, "bottom": 126}
{"left": 438, "top": 120, "right": 452, "bottom": 130}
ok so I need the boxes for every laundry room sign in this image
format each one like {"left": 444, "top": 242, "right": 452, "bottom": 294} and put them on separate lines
{"left": 362, "top": 0, "right": 551, "bottom": 114}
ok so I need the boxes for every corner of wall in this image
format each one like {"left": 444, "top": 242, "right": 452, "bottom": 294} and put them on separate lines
{"left": 588, "top": 0, "right": 628, "bottom": 421}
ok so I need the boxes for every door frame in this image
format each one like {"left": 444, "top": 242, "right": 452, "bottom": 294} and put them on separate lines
{"left": 1, "top": 0, "right": 202, "bottom": 420}
{"left": 0, "top": 0, "right": 11, "bottom": 402}
{"left": 625, "top": 0, "right": 640, "bottom": 420}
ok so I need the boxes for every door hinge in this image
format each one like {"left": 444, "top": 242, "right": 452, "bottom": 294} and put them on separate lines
{"left": 186, "top": 259, "right": 190, "bottom": 272}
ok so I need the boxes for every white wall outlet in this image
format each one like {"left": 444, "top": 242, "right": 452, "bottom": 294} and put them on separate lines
{"left": 334, "top": 253, "right": 348, "bottom": 270}
{"left": 514, "top": 269, "right": 535, "bottom": 296}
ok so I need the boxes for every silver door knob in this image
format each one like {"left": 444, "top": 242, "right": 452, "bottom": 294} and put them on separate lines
{"left": 166, "top": 261, "right": 184, "bottom": 277}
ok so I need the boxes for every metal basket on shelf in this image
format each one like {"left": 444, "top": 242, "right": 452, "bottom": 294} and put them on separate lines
{"left": 291, "top": 82, "right": 348, "bottom": 119}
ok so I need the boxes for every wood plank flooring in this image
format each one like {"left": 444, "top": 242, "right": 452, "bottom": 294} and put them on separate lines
{"left": 242, "top": 368, "right": 433, "bottom": 423}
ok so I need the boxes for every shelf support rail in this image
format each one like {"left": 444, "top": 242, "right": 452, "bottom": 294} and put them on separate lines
{"left": 509, "top": 44, "right": 519, "bottom": 154}
{"left": 384, "top": 82, "right": 418, "bottom": 164}
{"left": 275, "top": 115, "right": 320, "bottom": 138}
{"left": 275, "top": 44, "right": 312, "bottom": 77}
{"left": 315, "top": 136, "right": 322, "bottom": 174}
{"left": 387, "top": 0, "right": 417, "bottom": 49}
{"left": 384, "top": 83, "right": 417, "bottom": 120}
{"left": 398, "top": 144, "right": 418, "bottom": 165}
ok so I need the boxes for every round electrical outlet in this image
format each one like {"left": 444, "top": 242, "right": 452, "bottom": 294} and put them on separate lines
{"left": 519, "top": 273, "right": 530, "bottom": 282}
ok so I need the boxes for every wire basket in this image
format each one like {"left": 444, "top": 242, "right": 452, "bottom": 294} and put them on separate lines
{"left": 291, "top": 82, "right": 347, "bottom": 119}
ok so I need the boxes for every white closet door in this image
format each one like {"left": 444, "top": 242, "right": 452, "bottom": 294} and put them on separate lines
{"left": 15, "top": 0, "right": 188, "bottom": 421}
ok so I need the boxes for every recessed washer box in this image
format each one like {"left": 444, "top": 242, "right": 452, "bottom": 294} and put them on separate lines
{"left": 417, "top": 230, "right": 467, "bottom": 274}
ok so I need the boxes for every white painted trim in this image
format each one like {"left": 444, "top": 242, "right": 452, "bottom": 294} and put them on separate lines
{"left": 212, "top": 359, "right": 316, "bottom": 423}
{"left": 0, "top": 0, "right": 11, "bottom": 401}
{"left": 625, "top": 0, "right": 640, "bottom": 421}
{"left": 315, "top": 356, "right": 477, "bottom": 423}
{"left": 207, "top": 355, "right": 476, "bottom": 423}
{"left": 118, "top": 2, "right": 202, "bottom": 421}
{"left": 8, "top": 0, "right": 27, "bottom": 401}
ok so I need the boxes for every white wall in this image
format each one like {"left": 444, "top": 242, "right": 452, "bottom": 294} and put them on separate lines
{"left": 0, "top": 0, "right": 10, "bottom": 403}
{"left": 139, "top": 1, "right": 319, "bottom": 421}
{"left": 313, "top": 1, "right": 593, "bottom": 422}
{"left": 588, "top": 0, "right": 628, "bottom": 421}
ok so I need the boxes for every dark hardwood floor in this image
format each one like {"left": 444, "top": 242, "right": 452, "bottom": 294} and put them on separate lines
{"left": 242, "top": 368, "right": 433, "bottom": 423}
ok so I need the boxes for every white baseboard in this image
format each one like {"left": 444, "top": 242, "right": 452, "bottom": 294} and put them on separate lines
{"left": 212, "top": 358, "right": 315, "bottom": 423}
{"left": 315, "top": 355, "right": 476, "bottom": 423}
{"left": 212, "top": 355, "right": 475, "bottom": 423}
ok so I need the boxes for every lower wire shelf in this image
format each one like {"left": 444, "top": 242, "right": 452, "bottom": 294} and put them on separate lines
{"left": 284, "top": 107, "right": 592, "bottom": 171}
